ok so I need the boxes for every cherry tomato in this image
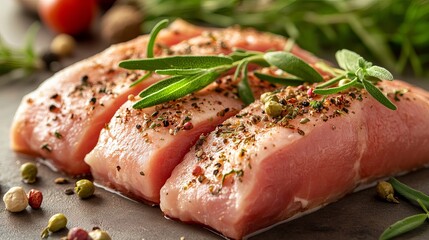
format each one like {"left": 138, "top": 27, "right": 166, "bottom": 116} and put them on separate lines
{"left": 38, "top": 0, "right": 98, "bottom": 35}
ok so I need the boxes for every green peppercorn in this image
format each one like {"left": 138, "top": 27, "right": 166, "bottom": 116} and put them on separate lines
{"left": 74, "top": 179, "right": 95, "bottom": 199}
{"left": 88, "top": 229, "right": 112, "bottom": 240}
{"left": 264, "top": 100, "right": 283, "bottom": 117}
{"left": 20, "top": 162, "right": 38, "bottom": 183}
{"left": 260, "top": 92, "right": 279, "bottom": 104}
{"left": 376, "top": 181, "right": 399, "bottom": 203}
{"left": 41, "top": 213, "right": 68, "bottom": 238}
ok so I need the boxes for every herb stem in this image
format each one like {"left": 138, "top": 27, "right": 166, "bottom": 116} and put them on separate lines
{"left": 315, "top": 74, "right": 345, "bottom": 89}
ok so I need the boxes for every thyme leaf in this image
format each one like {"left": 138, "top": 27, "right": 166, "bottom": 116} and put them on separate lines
{"left": 316, "top": 49, "right": 396, "bottom": 110}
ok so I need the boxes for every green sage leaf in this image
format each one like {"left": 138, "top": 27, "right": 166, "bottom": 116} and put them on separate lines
{"left": 362, "top": 80, "right": 397, "bottom": 110}
{"left": 133, "top": 71, "right": 219, "bottom": 109}
{"left": 366, "top": 66, "right": 394, "bottom": 81}
{"left": 155, "top": 68, "right": 204, "bottom": 76}
{"left": 147, "top": 19, "right": 169, "bottom": 58}
{"left": 119, "top": 56, "right": 233, "bottom": 71}
{"left": 335, "top": 49, "right": 362, "bottom": 72}
{"left": 263, "top": 51, "right": 323, "bottom": 82}
{"left": 254, "top": 72, "right": 304, "bottom": 86}
{"left": 313, "top": 79, "right": 357, "bottom": 95}
{"left": 237, "top": 61, "right": 255, "bottom": 105}
{"left": 389, "top": 178, "right": 429, "bottom": 209}
{"left": 379, "top": 213, "right": 427, "bottom": 240}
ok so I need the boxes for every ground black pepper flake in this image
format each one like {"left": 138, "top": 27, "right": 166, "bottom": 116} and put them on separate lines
{"left": 81, "top": 75, "right": 89, "bottom": 86}
{"left": 64, "top": 188, "right": 74, "bottom": 195}
{"left": 89, "top": 97, "right": 97, "bottom": 105}
{"left": 41, "top": 143, "right": 52, "bottom": 152}
{"left": 140, "top": 171, "right": 145, "bottom": 176}
{"left": 183, "top": 122, "right": 193, "bottom": 130}
{"left": 297, "top": 128, "right": 305, "bottom": 136}
{"left": 54, "top": 131, "right": 62, "bottom": 139}
{"left": 116, "top": 166, "right": 121, "bottom": 171}
{"left": 49, "top": 104, "right": 58, "bottom": 112}
{"left": 50, "top": 93, "right": 59, "bottom": 99}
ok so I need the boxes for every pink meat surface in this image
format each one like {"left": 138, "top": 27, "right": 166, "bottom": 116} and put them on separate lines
{"left": 160, "top": 80, "right": 429, "bottom": 239}
{"left": 10, "top": 20, "right": 203, "bottom": 175}
{"left": 85, "top": 26, "right": 325, "bottom": 204}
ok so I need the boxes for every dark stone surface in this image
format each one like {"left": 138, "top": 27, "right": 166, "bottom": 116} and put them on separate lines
{"left": 1, "top": 0, "right": 429, "bottom": 239}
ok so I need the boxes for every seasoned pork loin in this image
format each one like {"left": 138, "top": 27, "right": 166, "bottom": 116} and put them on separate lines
{"left": 10, "top": 20, "right": 203, "bottom": 175}
{"left": 160, "top": 80, "right": 429, "bottom": 239}
{"left": 84, "top": 25, "right": 325, "bottom": 203}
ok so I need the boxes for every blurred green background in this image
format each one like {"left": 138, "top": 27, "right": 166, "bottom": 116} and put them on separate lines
{"left": 137, "top": 0, "right": 429, "bottom": 77}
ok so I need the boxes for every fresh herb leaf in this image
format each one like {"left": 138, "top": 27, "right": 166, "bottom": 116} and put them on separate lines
{"left": 0, "top": 22, "right": 40, "bottom": 78}
{"left": 119, "top": 56, "right": 233, "bottom": 71}
{"left": 146, "top": 19, "right": 169, "bottom": 58}
{"left": 366, "top": 66, "right": 394, "bottom": 81}
{"left": 155, "top": 68, "right": 204, "bottom": 76}
{"left": 133, "top": 71, "right": 219, "bottom": 109}
{"left": 129, "top": 19, "right": 169, "bottom": 87}
{"left": 313, "top": 79, "right": 357, "bottom": 95}
{"left": 379, "top": 213, "right": 428, "bottom": 240}
{"left": 362, "top": 80, "right": 397, "bottom": 110}
{"left": 316, "top": 49, "right": 396, "bottom": 110}
{"left": 254, "top": 72, "right": 305, "bottom": 86}
{"left": 264, "top": 51, "right": 323, "bottom": 82}
{"left": 237, "top": 61, "right": 254, "bottom": 106}
{"left": 335, "top": 49, "right": 362, "bottom": 72}
{"left": 389, "top": 178, "right": 429, "bottom": 209}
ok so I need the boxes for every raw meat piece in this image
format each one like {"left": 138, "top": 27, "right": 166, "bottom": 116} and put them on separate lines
{"left": 160, "top": 80, "right": 429, "bottom": 239}
{"left": 85, "top": 25, "right": 324, "bottom": 203}
{"left": 10, "top": 19, "right": 203, "bottom": 175}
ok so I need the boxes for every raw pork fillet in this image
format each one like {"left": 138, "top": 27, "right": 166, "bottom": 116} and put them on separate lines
{"left": 10, "top": 20, "right": 203, "bottom": 175}
{"left": 85, "top": 25, "right": 325, "bottom": 204}
{"left": 160, "top": 80, "right": 429, "bottom": 239}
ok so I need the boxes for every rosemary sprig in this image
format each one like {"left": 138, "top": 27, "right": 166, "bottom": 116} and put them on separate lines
{"left": 379, "top": 178, "right": 429, "bottom": 240}
{"left": 314, "top": 49, "right": 396, "bottom": 110}
{"left": 0, "top": 22, "right": 40, "bottom": 78}
{"left": 120, "top": 20, "right": 396, "bottom": 111}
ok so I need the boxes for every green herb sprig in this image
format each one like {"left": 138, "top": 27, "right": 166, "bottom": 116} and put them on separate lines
{"left": 379, "top": 178, "right": 429, "bottom": 240}
{"left": 120, "top": 20, "right": 396, "bottom": 111}
{"left": 120, "top": 21, "right": 323, "bottom": 109}
{"left": 0, "top": 23, "right": 40, "bottom": 80}
{"left": 314, "top": 49, "right": 396, "bottom": 110}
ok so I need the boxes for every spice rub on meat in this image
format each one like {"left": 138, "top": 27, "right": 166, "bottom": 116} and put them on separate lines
{"left": 10, "top": 19, "right": 204, "bottom": 175}
{"left": 84, "top": 24, "right": 325, "bottom": 204}
{"left": 160, "top": 80, "right": 429, "bottom": 239}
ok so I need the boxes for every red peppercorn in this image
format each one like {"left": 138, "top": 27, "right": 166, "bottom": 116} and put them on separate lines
{"left": 67, "top": 227, "right": 89, "bottom": 240}
{"left": 192, "top": 165, "right": 203, "bottom": 176}
{"left": 307, "top": 88, "right": 314, "bottom": 97}
{"left": 27, "top": 189, "right": 43, "bottom": 209}
{"left": 183, "top": 122, "right": 193, "bottom": 130}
